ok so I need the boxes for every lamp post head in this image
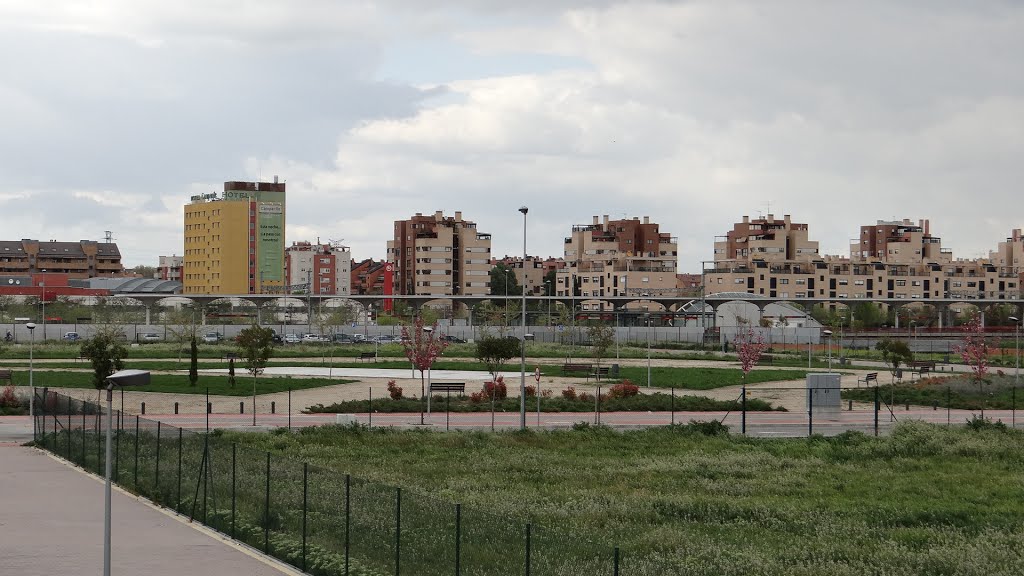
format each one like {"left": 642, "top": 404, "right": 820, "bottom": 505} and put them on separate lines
{"left": 822, "top": 330, "right": 833, "bottom": 336}
{"left": 105, "top": 369, "right": 151, "bottom": 388}
{"left": 26, "top": 322, "right": 36, "bottom": 330}
{"left": 1010, "top": 316, "right": 1020, "bottom": 323}
{"left": 518, "top": 206, "right": 528, "bottom": 215}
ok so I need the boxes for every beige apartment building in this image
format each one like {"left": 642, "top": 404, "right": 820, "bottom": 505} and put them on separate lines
{"left": 708, "top": 215, "right": 1022, "bottom": 302}
{"left": 386, "top": 211, "right": 492, "bottom": 296}
{"left": 493, "top": 256, "right": 566, "bottom": 295}
{"left": 554, "top": 215, "right": 679, "bottom": 311}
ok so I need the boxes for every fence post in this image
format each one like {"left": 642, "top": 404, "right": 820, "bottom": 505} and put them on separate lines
{"left": 345, "top": 474, "right": 351, "bottom": 576}
{"left": 177, "top": 428, "right": 183, "bottom": 511}
{"left": 302, "top": 462, "right": 308, "bottom": 572}
{"left": 155, "top": 422, "right": 161, "bottom": 497}
{"left": 873, "top": 386, "right": 880, "bottom": 437}
{"left": 1013, "top": 387, "right": 1016, "bottom": 429}
{"left": 395, "top": 487, "right": 401, "bottom": 576}
{"left": 807, "top": 388, "right": 813, "bottom": 437}
{"left": 66, "top": 397, "right": 72, "bottom": 460}
{"left": 369, "top": 388, "right": 373, "bottom": 429}
{"left": 524, "top": 523, "right": 532, "bottom": 576}
{"left": 114, "top": 409, "right": 120, "bottom": 483}
{"left": 134, "top": 415, "right": 140, "bottom": 489}
{"left": 741, "top": 385, "right": 747, "bottom": 435}
{"left": 671, "top": 387, "right": 675, "bottom": 426}
{"left": 455, "top": 503, "right": 462, "bottom": 576}
{"left": 81, "top": 409, "right": 87, "bottom": 467}
{"left": 231, "top": 443, "right": 237, "bottom": 540}
{"left": 288, "top": 388, "right": 292, "bottom": 431}
{"left": 947, "top": 387, "right": 951, "bottom": 426}
{"left": 595, "top": 385, "right": 601, "bottom": 426}
{"left": 264, "top": 452, "right": 271, "bottom": 555}
{"left": 614, "top": 546, "right": 620, "bottom": 576}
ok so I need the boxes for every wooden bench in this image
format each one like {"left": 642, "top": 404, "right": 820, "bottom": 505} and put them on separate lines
{"left": 562, "top": 363, "right": 593, "bottom": 376}
{"left": 591, "top": 366, "right": 611, "bottom": 381}
{"left": 222, "top": 352, "right": 239, "bottom": 361}
{"left": 908, "top": 360, "right": 936, "bottom": 378}
{"left": 429, "top": 383, "right": 466, "bottom": 395}
{"left": 358, "top": 351, "right": 377, "bottom": 362}
{"left": 0, "top": 369, "right": 11, "bottom": 384}
{"left": 761, "top": 354, "right": 774, "bottom": 366}
{"left": 857, "top": 372, "right": 878, "bottom": 387}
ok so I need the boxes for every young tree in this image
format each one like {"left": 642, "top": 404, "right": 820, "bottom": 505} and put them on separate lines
{"left": 475, "top": 334, "right": 521, "bottom": 382}
{"left": 953, "top": 313, "right": 990, "bottom": 416}
{"left": 734, "top": 327, "right": 769, "bottom": 384}
{"left": 876, "top": 338, "right": 913, "bottom": 383}
{"left": 79, "top": 326, "right": 129, "bottom": 390}
{"left": 189, "top": 335, "right": 199, "bottom": 387}
{"left": 164, "top": 306, "right": 202, "bottom": 364}
{"left": 400, "top": 316, "right": 449, "bottom": 424}
{"left": 587, "top": 323, "right": 615, "bottom": 375}
{"left": 236, "top": 324, "right": 275, "bottom": 424}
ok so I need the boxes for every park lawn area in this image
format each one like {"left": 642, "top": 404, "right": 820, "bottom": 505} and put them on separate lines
{"left": 9, "top": 370, "right": 354, "bottom": 396}
{"left": 843, "top": 373, "right": 1022, "bottom": 410}
{"left": 616, "top": 366, "right": 811, "bottom": 390}
{"left": 225, "top": 423, "right": 1024, "bottom": 575}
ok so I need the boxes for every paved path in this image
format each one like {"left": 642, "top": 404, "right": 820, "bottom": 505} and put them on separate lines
{"left": 0, "top": 445, "right": 300, "bottom": 576}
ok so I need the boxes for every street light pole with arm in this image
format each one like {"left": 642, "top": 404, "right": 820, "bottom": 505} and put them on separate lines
{"left": 518, "top": 207, "right": 528, "bottom": 430}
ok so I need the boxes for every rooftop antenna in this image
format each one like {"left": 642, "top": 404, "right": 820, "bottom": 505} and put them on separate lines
{"left": 103, "top": 231, "right": 114, "bottom": 244}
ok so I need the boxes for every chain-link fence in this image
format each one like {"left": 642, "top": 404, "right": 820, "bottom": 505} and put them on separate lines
{"left": 33, "top": 389, "right": 651, "bottom": 576}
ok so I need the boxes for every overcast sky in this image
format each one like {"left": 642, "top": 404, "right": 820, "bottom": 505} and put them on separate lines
{"left": 1, "top": 1, "right": 1022, "bottom": 271}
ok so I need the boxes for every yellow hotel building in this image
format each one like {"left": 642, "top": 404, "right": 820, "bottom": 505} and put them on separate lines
{"left": 183, "top": 179, "right": 286, "bottom": 295}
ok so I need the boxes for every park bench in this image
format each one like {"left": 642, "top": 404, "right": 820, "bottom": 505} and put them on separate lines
{"left": 761, "top": 354, "right": 774, "bottom": 366}
{"left": 429, "top": 383, "right": 466, "bottom": 395}
{"left": 562, "top": 363, "right": 593, "bottom": 377}
{"left": 222, "top": 352, "right": 239, "bottom": 361}
{"left": 358, "top": 351, "right": 377, "bottom": 362}
{"left": 591, "top": 366, "right": 611, "bottom": 381}
{"left": 857, "top": 372, "right": 878, "bottom": 387}
{"left": 908, "top": 360, "right": 936, "bottom": 379}
{"left": 0, "top": 369, "right": 11, "bottom": 384}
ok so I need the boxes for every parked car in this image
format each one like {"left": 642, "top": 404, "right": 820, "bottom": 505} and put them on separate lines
{"left": 201, "top": 332, "right": 222, "bottom": 344}
{"left": 332, "top": 333, "right": 354, "bottom": 344}
{"left": 283, "top": 333, "right": 301, "bottom": 344}
{"left": 270, "top": 331, "right": 283, "bottom": 344}
{"left": 302, "top": 333, "right": 329, "bottom": 343}
{"left": 375, "top": 334, "right": 401, "bottom": 344}
{"left": 62, "top": 332, "right": 80, "bottom": 342}
{"left": 351, "top": 333, "right": 367, "bottom": 343}
{"left": 440, "top": 334, "right": 467, "bottom": 344}
{"left": 140, "top": 333, "right": 161, "bottom": 342}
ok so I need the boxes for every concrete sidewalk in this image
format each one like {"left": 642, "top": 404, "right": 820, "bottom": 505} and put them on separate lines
{"left": 0, "top": 445, "right": 299, "bottom": 576}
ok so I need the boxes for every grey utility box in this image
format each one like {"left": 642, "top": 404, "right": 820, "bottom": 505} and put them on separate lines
{"left": 806, "top": 373, "right": 841, "bottom": 418}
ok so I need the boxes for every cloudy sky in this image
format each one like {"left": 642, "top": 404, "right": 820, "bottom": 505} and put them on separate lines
{"left": 1, "top": 1, "right": 1022, "bottom": 271}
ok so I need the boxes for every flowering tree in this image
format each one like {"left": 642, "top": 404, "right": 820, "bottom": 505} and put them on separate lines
{"left": 953, "top": 313, "right": 990, "bottom": 416}
{"left": 400, "top": 316, "right": 449, "bottom": 424}
{"left": 734, "top": 327, "right": 769, "bottom": 382}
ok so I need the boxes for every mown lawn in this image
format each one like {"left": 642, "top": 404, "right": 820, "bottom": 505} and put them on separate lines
{"left": 9, "top": 370, "right": 353, "bottom": 396}
{"left": 224, "top": 422, "right": 1024, "bottom": 575}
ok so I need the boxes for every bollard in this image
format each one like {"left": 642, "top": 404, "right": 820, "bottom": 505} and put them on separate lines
{"left": 271, "top": 401, "right": 276, "bottom": 414}
{"left": 905, "top": 403, "right": 910, "bottom": 411}
{"left": 847, "top": 399, "right": 853, "bottom": 411}
{"left": 174, "top": 402, "right": 179, "bottom": 414}
{"left": 141, "top": 402, "right": 146, "bottom": 415}
{"left": 207, "top": 402, "right": 212, "bottom": 414}
{"left": 240, "top": 401, "right": 245, "bottom": 414}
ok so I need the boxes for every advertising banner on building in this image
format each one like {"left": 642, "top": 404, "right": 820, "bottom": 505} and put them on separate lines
{"left": 258, "top": 202, "right": 284, "bottom": 282}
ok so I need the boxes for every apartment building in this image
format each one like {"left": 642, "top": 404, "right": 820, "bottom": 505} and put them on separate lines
{"left": 0, "top": 239, "right": 123, "bottom": 279}
{"left": 158, "top": 255, "right": 183, "bottom": 281}
{"left": 182, "top": 179, "right": 286, "bottom": 295}
{"left": 351, "top": 259, "right": 393, "bottom": 295}
{"left": 707, "top": 215, "right": 1021, "bottom": 301}
{"left": 554, "top": 216, "right": 679, "bottom": 309}
{"left": 285, "top": 242, "right": 351, "bottom": 295}
{"left": 492, "top": 256, "right": 565, "bottom": 295}
{"left": 386, "top": 211, "right": 491, "bottom": 296}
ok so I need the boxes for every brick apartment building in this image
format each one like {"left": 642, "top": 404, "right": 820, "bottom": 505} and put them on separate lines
{"left": 0, "top": 239, "right": 124, "bottom": 279}
{"left": 285, "top": 241, "right": 352, "bottom": 295}
{"left": 351, "top": 259, "right": 393, "bottom": 295}
{"left": 386, "top": 211, "right": 491, "bottom": 296}
{"left": 554, "top": 215, "right": 679, "bottom": 310}
{"left": 707, "top": 214, "right": 1022, "bottom": 302}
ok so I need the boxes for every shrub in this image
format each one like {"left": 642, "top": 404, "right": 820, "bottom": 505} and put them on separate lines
{"left": 561, "top": 386, "right": 577, "bottom": 400}
{"left": 608, "top": 380, "right": 640, "bottom": 399}
{"left": 524, "top": 385, "right": 537, "bottom": 397}
{"left": 0, "top": 384, "right": 19, "bottom": 408}
{"left": 965, "top": 415, "right": 1008, "bottom": 432}
{"left": 541, "top": 389, "right": 553, "bottom": 398}
{"left": 578, "top": 392, "right": 594, "bottom": 403}
{"left": 483, "top": 376, "right": 508, "bottom": 400}
{"left": 679, "top": 419, "right": 730, "bottom": 436}
{"left": 387, "top": 380, "right": 403, "bottom": 400}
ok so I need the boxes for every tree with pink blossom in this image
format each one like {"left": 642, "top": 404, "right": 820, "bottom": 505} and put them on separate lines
{"left": 734, "top": 327, "right": 769, "bottom": 384}
{"left": 400, "top": 316, "right": 449, "bottom": 424}
{"left": 953, "top": 312, "right": 991, "bottom": 417}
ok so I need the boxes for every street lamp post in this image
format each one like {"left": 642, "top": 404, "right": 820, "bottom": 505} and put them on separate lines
{"left": 27, "top": 323, "right": 35, "bottom": 418}
{"left": 518, "top": 206, "right": 528, "bottom": 430}
{"left": 1010, "top": 316, "right": 1020, "bottom": 386}
{"left": 103, "top": 369, "right": 151, "bottom": 576}
{"left": 823, "top": 329, "right": 833, "bottom": 372}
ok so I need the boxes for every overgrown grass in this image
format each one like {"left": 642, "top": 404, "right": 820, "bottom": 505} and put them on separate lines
{"left": 216, "top": 422, "right": 1024, "bottom": 576}
{"left": 9, "top": 370, "right": 353, "bottom": 396}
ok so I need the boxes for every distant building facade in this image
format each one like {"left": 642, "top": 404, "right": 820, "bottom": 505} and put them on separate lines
{"left": 158, "top": 255, "right": 183, "bottom": 282}
{"left": 0, "top": 239, "right": 124, "bottom": 279}
{"left": 351, "top": 259, "right": 394, "bottom": 295}
{"left": 183, "top": 179, "right": 286, "bottom": 295}
{"left": 386, "top": 211, "right": 491, "bottom": 296}
{"left": 285, "top": 242, "right": 352, "bottom": 295}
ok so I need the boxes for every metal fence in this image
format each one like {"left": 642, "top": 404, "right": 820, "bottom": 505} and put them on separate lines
{"left": 33, "top": 389, "right": 643, "bottom": 576}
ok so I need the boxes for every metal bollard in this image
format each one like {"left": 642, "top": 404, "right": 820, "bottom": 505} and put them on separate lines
{"left": 141, "top": 402, "right": 146, "bottom": 415}
{"left": 271, "top": 401, "right": 276, "bottom": 414}
{"left": 848, "top": 399, "right": 853, "bottom": 411}
{"left": 207, "top": 402, "right": 212, "bottom": 414}
{"left": 174, "top": 402, "right": 179, "bottom": 414}
{"left": 240, "top": 401, "right": 245, "bottom": 414}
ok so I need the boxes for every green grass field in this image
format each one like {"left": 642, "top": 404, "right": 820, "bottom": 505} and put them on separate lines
{"left": 219, "top": 423, "right": 1024, "bottom": 575}
{"left": 9, "top": 370, "right": 353, "bottom": 396}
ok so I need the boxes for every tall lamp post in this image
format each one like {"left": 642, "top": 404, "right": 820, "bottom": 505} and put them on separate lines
{"left": 518, "top": 206, "right": 528, "bottom": 430}
{"left": 822, "top": 329, "right": 833, "bottom": 372}
{"left": 103, "top": 369, "right": 151, "bottom": 576}
{"left": 27, "top": 323, "right": 35, "bottom": 418}
{"left": 1010, "top": 316, "right": 1020, "bottom": 385}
